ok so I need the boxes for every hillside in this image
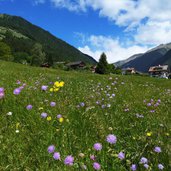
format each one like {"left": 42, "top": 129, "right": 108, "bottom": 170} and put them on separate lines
{"left": 115, "top": 43, "right": 171, "bottom": 72}
{"left": 0, "top": 14, "right": 96, "bottom": 65}
{"left": 0, "top": 61, "right": 170, "bottom": 170}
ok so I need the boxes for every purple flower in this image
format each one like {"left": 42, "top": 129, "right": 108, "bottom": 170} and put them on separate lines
{"left": 41, "top": 112, "right": 47, "bottom": 118}
{"left": 93, "top": 143, "right": 102, "bottom": 151}
{"left": 147, "top": 103, "right": 152, "bottom": 107}
{"left": 130, "top": 164, "right": 137, "bottom": 171}
{"left": 80, "top": 102, "right": 85, "bottom": 107}
{"left": 118, "top": 152, "right": 125, "bottom": 160}
{"left": 64, "top": 155, "right": 74, "bottom": 166}
{"left": 140, "top": 157, "right": 148, "bottom": 164}
{"left": 47, "top": 145, "right": 55, "bottom": 153}
{"left": 93, "top": 162, "right": 101, "bottom": 170}
{"left": 0, "top": 87, "right": 4, "bottom": 92}
{"left": 13, "top": 88, "right": 21, "bottom": 95}
{"left": 90, "top": 155, "right": 96, "bottom": 161}
{"left": 144, "top": 164, "right": 149, "bottom": 169}
{"left": 154, "top": 147, "right": 161, "bottom": 153}
{"left": 16, "top": 80, "right": 21, "bottom": 84}
{"left": 57, "top": 114, "right": 62, "bottom": 119}
{"left": 106, "top": 134, "right": 117, "bottom": 144}
{"left": 158, "top": 164, "right": 164, "bottom": 170}
{"left": 112, "top": 93, "right": 115, "bottom": 97}
{"left": 50, "top": 102, "right": 56, "bottom": 107}
{"left": 0, "top": 92, "right": 5, "bottom": 99}
{"left": 53, "top": 152, "right": 60, "bottom": 160}
{"left": 41, "top": 85, "right": 48, "bottom": 91}
{"left": 26, "top": 105, "right": 33, "bottom": 110}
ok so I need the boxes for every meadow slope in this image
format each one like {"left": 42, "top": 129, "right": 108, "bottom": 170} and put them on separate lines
{"left": 0, "top": 61, "right": 171, "bottom": 171}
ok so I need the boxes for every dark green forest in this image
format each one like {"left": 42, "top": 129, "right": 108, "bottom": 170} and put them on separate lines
{"left": 0, "top": 14, "right": 96, "bottom": 66}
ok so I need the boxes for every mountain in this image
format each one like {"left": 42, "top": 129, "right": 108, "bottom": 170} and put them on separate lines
{"left": 0, "top": 14, "right": 96, "bottom": 65}
{"left": 115, "top": 43, "right": 171, "bottom": 72}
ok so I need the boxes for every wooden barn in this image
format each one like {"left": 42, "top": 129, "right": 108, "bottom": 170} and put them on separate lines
{"left": 66, "top": 61, "right": 86, "bottom": 69}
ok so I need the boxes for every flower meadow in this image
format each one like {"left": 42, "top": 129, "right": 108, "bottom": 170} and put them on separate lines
{"left": 0, "top": 61, "right": 171, "bottom": 170}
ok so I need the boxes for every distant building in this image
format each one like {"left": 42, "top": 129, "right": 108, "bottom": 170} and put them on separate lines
{"left": 148, "top": 65, "right": 170, "bottom": 78}
{"left": 40, "top": 63, "right": 50, "bottom": 68}
{"left": 66, "top": 61, "right": 86, "bottom": 69}
{"left": 122, "top": 68, "right": 136, "bottom": 75}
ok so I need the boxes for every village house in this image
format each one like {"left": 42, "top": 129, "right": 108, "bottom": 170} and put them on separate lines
{"left": 148, "top": 65, "right": 170, "bottom": 78}
{"left": 122, "top": 67, "right": 136, "bottom": 75}
{"left": 66, "top": 61, "right": 86, "bottom": 69}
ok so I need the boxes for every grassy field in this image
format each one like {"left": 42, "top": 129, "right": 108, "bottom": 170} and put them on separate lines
{"left": 0, "top": 60, "right": 170, "bottom": 171}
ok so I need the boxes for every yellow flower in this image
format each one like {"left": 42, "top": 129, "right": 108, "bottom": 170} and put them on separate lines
{"left": 47, "top": 116, "right": 52, "bottom": 121}
{"left": 54, "top": 81, "right": 60, "bottom": 87}
{"left": 39, "top": 107, "right": 43, "bottom": 110}
{"left": 16, "top": 122, "right": 20, "bottom": 129}
{"left": 59, "top": 81, "right": 64, "bottom": 87}
{"left": 146, "top": 132, "right": 152, "bottom": 137}
{"left": 59, "top": 117, "right": 64, "bottom": 123}
{"left": 50, "top": 88, "right": 54, "bottom": 92}
{"left": 54, "top": 88, "right": 59, "bottom": 92}
{"left": 165, "top": 133, "right": 170, "bottom": 136}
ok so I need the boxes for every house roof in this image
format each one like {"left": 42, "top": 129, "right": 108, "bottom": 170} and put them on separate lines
{"left": 122, "top": 67, "right": 136, "bottom": 71}
{"left": 149, "top": 65, "right": 169, "bottom": 72}
{"left": 66, "top": 61, "right": 85, "bottom": 66}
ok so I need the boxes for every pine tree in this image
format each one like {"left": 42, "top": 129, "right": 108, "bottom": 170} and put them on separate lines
{"left": 95, "top": 52, "right": 109, "bottom": 74}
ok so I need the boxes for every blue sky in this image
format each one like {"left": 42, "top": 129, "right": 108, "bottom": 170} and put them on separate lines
{"left": 1, "top": 0, "right": 171, "bottom": 62}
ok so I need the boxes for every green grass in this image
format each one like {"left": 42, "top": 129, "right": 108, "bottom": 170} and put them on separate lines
{"left": 0, "top": 60, "right": 170, "bottom": 171}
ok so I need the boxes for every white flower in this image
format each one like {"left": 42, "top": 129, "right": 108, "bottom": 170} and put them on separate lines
{"left": 15, "top": 130, "right": 19, "bottom": 133}
{"left": 7, "top": 112, "right": 12, "bottom": 116}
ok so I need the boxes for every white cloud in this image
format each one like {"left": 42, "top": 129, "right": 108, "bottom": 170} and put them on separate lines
{"left": 78, "top": 35, "right": 149, "bottom": 63}
{"left": 49, "top": 0, "right": 171, "bottom": 45}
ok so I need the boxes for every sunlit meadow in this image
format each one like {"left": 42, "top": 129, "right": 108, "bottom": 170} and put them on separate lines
{"left": 0, "top": 61, "right": 171, "bottom": 170}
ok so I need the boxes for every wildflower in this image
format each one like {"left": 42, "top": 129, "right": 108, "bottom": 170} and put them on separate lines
{"left": 118, "top": 152, "right": 125, "bottom": 160}
{"left": 57, "top": 114, "right": 62, "bottom": 118}
{"left": 53, "top": 152, "right": 60, "bottom": 160}
{"left": 50, "top": 102, "right": 56, "bottom": 107}
{"left": 58, "top": 117, "right": 64, "bottom": 123}
{"left": 41, "top": 112, "right": 47, "bottom": 118}
{"left": 15, "top": 130, "right": 19, "bottom": 133}
{"left": 26, "top": 105, "right": 33, "bottom": 110}
{"left": 146, "top": 132, "right": 152, "bottom": 137}
{"left": 93, "top": 162, "right": 101, "bottom": 170}
{"left": 0, "top": 87, "right": 5, "bottom": 99}
{"left": 93, "top": 143, "right": 102, "bottom": 151}
{"left": 47, "top": 145, "right": 55, "bottom": 153}
{"left": 80, "top": 102, "right": 85, "bottom": 107}
{"left": 64, "top": 155, "right": 74, "bottom": 166}
{"left": 50, "top": 88, "right": 54, "bottom": 92}
{"left": 106, "top": 134, "right": 117, "bottom": 144}
{"left": 39, "top": 107, "right": 44, "bottom": 110}
{"left": 81, "top": 164, "right": 87, "bottom": 170}
{"left": 79, "top": 153, "right": 85, "bottom": 158}
{"left": 154, "top": 147, "right": 161, "bottom": 153}
{"left": 47, "top": 116, "right": 52, "bottom": 121}
{"left": 140, "top": 157, "right": 148, "bottom": 164}
{"left": 59, "top": 81, "right": 64, "bottom": 87}
{"left": 13, "top": 88, "right": 21, "bottom": 95}
{"left": 130, "top": 164, "right": 137, "bottom": 171}
{"left": 158, "top": 164, "right": 164, "bottom": 170}
{"left": 147, "top": 103, "right": 152, "bottom": 107}
{"left": 7, "top": 112, "right": 12, "bottom": 116}
{"left": 144, "top": 164, "right": 149, "bottom": 169}
{"left": 41, "top": 85, "right": 48, "bottom": 91}
{"left": 54, "top": 88, "right": 59, "bottom": 92}
{"left": 90, "top": 155, "right": 96, "bottom": 160}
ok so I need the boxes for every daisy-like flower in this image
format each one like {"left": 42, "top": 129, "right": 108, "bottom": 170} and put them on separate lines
{"left": 106, "top": 134, "right": 117, "bottom": 144}
{"left": 118, "top": 152, "right": 125, "bottom": 160}
{"left": 93, "top": 143, "right": 102, "bottom": 151}
{"left": 154, "top": 146, "right": 161, "bottom": 153}
{"left": 93, "top": 162, "right": 101, "bottom": 170}
{"left": 53, "top": 152, "right": 60, "bottom": 160}
{"left": 130, "top": 164, "right": 137, "bottom": 171}
{"left": 26, "top": 105, "right": 33, "bottom": 110}
{"left": 47, "top": 145, "right": 55, "bottom": 153}
{"left": 50, "top": 102, "right": 56, "bottom": 107}
{"left": 158, "top": 164, "right": 164, "bottom": 170}
{"left": 64, "top": 155, "right": 74, "bottom": 166}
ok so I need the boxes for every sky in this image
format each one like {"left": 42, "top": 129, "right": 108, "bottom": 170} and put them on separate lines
{"left": 1, "top": 0, "right": 171, "bottom": 63}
